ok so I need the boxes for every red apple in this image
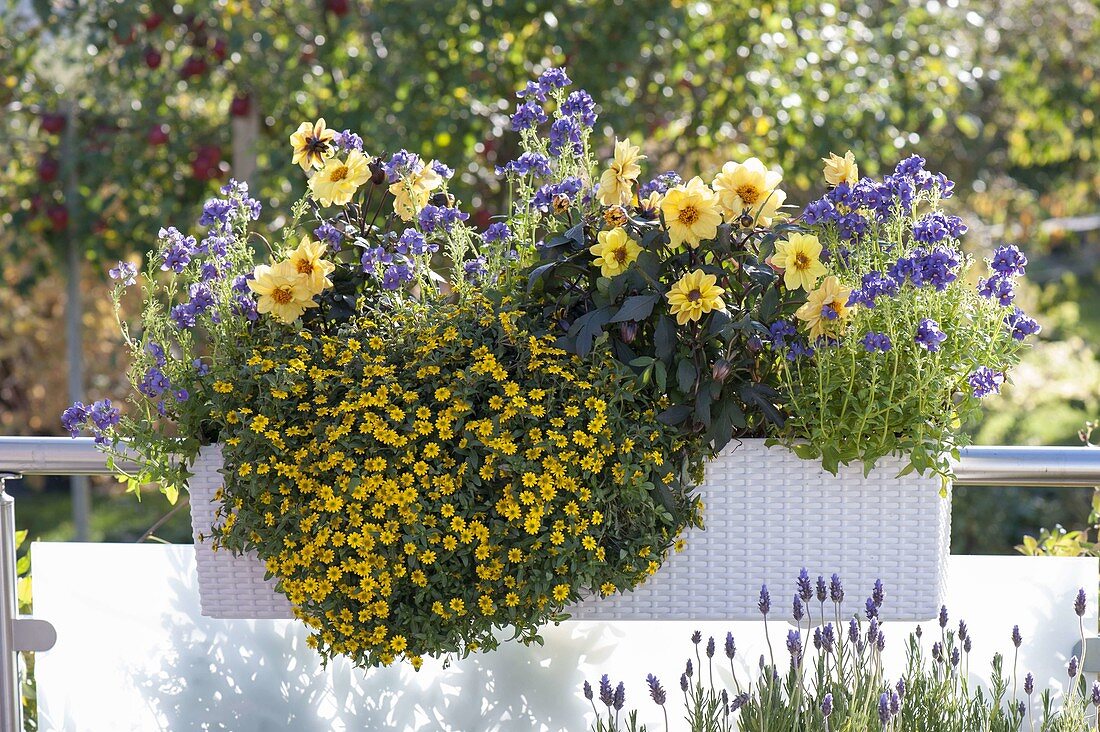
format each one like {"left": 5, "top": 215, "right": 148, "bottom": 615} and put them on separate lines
{"left": 47, "top": 204, "right": 69, "bottom": 231}
{"left": 37, "top": 156, "right": 60, "bottom": 183}
{"left": 325, "top": 0, "right": 350, "bottom": 16}
{"left": 40, "top": 113, "right": 65, "bottom": 134}
{"left": 229, "top": 94, "right": 251, "bottom": 117}
{"left": 179, "top": 55, "right": 207, "bottom": 79}
{"left": 144, "top": 47, "right": 162, "bottom": 69}
{"left": 211, "top": 38, "right": 228, "bottom": 62}
{"left": 147, "top": 124, "right": 169, "bottom": 146}
{"left": 143, "top": 13, "right": 164, "bottom": 31}
{"left": 191, "top": 145, "right": 222, "bottom": 181}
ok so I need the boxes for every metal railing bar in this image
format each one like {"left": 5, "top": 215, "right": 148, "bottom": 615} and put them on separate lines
{"left": 0, "top": 437, "right": 1097, "bottom": 486}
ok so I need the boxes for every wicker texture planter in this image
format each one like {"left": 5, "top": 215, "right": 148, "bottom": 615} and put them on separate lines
{"left": 187, "top": 440, "right": 949, "bottom": 621}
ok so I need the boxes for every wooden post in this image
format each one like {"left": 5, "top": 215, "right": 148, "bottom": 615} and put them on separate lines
{"left": 61, "top": 101, "right": 90, "bottom": 542}
{"left": 231, "top": 103, "right": 260, "bottom": 189}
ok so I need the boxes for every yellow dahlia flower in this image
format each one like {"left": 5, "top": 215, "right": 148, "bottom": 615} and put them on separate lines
{"left": 590, "top": 227, "right": 642, "bottom": 278}
{"left": 389, "top": 164, "right": 443, "bottom": 221}
{"left": 284, "top": 236, "right": 336, "bottom": 295}
{"left": 822, "top": 150, "right": 859, "bottom": 186}
{"left": 290, "top": 118, "right": 336, "bottom": 171}
{"left": 660, "top": 177, "right": 722, "bottom": 249}
{"left": 666, "top": 269, "right": 726, "bottom": 325}
{"left": 248, "top": 261, "right": 319, "bottom": 324}
{"left": 711, "top": 158, "right": 786, "bottom": 225}
{"left": 795, "top": 275, "right": 853, "bottom": 340}
{"left": 771, "top": 233, "right": 828, "bottom": 291}
{"left": 598, "top": 138, "right": 645, "bottom": 206}
{"left": 308, "top": 150, "right": 371, "bottom": 207}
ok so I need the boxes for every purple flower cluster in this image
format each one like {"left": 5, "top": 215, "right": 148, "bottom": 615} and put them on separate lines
{"left": 395, "top": 229, "right": 438, "bottom": 257}
{"left": 1004, "top": 307, "right": 1040, "bottom": 341}
{"left": 417, "top": 204, "right": 469, "bottom": 234}
{"left": 109, "top": 260, "right": 137, "bottom": 286}
{"left": 383, "top": 150, "right": 424, "bottom": 182}
{"left": 914, "top": 318, "right": 947, "bottom": 351}
{"left": 510, "top": 101, "right": 548, "bottom": 131}
{"left": 912, "top": 211, "right": 967, "bottom": 244}
{"left": 530, "top": 177, "right": 585, "bottom": 213}
{"left": 862, "top": 332, "right": 888, "bottom": 352}
{"left": 482, "top": 222, "right": 512, "bottom": 243}
{"left": 561, "top": 89, "right": 597, "bottom": 127}
{"left": 333, "top": 129, "right": 363, "bottom": 152}
{"left": 639, "top": 171, "right": 683, "bottom": 199}
{"left": 61, "top": 399, "right": 120, "bottom": 444}
{"left": 847, "top": 271, "right": 900, "bottom": 308}
{"left": 968, "top": 366, "right": 1004, "bottom": 398}
{"left": 496, "top": 152, "right": 553, "bottom": 178}
{"left": 548, "top": 117, "right": 582, "bottom": 157}
{"left": 888, "top": 247, "right": 961, "bottom": 291}
{"left": 463, "top": 256, "right": 489, "bottom": 282}
{"left": 978, "top": 245, "right": 1029, "bottom": 308}
{"left": 314, "top": 222, "right": 344, "bottom": 252}
{"left": 159, "top": 227, "right": 196, "bottom": 273}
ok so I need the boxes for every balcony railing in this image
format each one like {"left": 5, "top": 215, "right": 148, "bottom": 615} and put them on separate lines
{"left": 0, "top": 437, "right": 1099, "bottom": 732}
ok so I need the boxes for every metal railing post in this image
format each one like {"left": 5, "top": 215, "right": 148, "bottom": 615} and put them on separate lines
{"left": 0, "top": 474, "right": 22, "bottom": 732}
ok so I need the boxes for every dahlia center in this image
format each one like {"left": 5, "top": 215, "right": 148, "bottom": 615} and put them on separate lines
{"left": 735, "top": 184, "right": 761, "bottom": 204}
{"left": 677, "top": 206, "right": 700, "bottom": 226}
{"left": 688, "top": 289, "right": 702, "bottom": 302}
{"left": 329, "top": 166, "right": 350, "bottom": 182}
{"left": 296, "top": 259, "right": 314, "bottom": 275}
{"left": 794, "top": 252, "right": 810, "bottom": 269}
{"left": 272, "top": 286, "right": 294, "bottom": 304}
{"left": 612, "top": 246, "right": 628, "bottom": 264}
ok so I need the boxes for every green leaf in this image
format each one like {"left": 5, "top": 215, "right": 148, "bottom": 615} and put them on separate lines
{"left": 609, "top": 294, "right": 659, "bottom": 324}
{"left": 654, "top": 315, "right": 676, "bottom": 362}
{"left": 676, "top": 358, "right": 697, "bottom": 393}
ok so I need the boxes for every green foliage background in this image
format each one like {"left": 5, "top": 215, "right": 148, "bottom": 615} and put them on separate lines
{"left": 2, "top": 0, "right": 1099, "bottom": 553}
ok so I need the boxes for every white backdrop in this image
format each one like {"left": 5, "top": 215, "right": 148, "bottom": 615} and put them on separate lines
{"left": 32, "top": 543, "right": 1097, "bottom": 731}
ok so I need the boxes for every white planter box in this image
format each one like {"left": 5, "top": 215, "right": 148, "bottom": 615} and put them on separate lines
{"left": 569, "top": 439, "right": 950, "bottom": 621}
{"left": 187, "top": 439, "right": 950, "bottom": 622}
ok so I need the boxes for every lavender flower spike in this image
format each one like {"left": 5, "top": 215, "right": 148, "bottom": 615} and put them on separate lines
{"left": 821, "top": 693, "right": 833, "bottom": 718}
{"left": 1092, "top": 681, "right": 1100, "bottom": 707}
{"left": 599, "top": 674, "right": 613, "bottom": 706}
{"left": 1012, "top": 625, "right": 1022, "bottom": 648}
{"left": 724, "top": 632, "right": 736, "bottom": 660}
{"left": 816, "top": 575, "right": 828, "bottom": 603}
{"left": 1069, "top": 655, "right": 1080, "bottom": 680}
{"left": 758, "top": 585, "right": 771, "bottom": 616}
{"left": 878, "top": 692, "right": 891, "bottom": 725}
{"left": 646, "top": 674, "right": 666, "bottom": 705}
{"left": 829, "top": 573, "right": 844, "bottom": 604}
{"left": 872, "top": 579, "right": 885, "bottom": 608}
{"left": 797, "top": 568, "right": 813, "bottom": 602}
{"left": 1075, "top": 588, "right": 1087, "bottom": 617}
{"left": 1024, "top": 672, "right": 1034, "bottom": 695}
{"left": 938, "top": 604, "right": 949, "bottom": 629}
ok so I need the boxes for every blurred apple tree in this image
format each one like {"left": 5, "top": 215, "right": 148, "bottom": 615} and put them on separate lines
{"left": 1, "top": 0, "right": 1098, "bottom": 549}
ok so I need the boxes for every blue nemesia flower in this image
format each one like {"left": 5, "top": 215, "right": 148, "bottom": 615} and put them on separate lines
{"left": 802, "top": 198, "right": 835, "bottom": 226}
{"left": 914, "top": 318, "right": 947, "bottom": 351}
{"left": 170, "top": 303, "right": 196, "bottom": 330}
{"left": 482, "top": 222, "right": 512, "bottom": 243}
{"left": 638, "top": 171, "right": 682, "bottom": 199}
{"left": 232, "top": 295, "right": 258, "bottom": 321}
{"left": 431, "top": 160, "right": 454, "bottom": 179}
{"left": 384, "top": 150, "right": 423, "bottom": 182}
{"left": 496, "top": 152, "right": 553, "bottom": 178}
{"left": 88, "top": 399, "right": 120, "bottom": 442}
{"left": 978, "top": 275, "right": 1015, "bottom": 306}
{"left": 333, "top": 129, "right": 363, "bottom": 152}
{"left": 396, "top": 229, "right": 435, "bottom": 256}
{"left": 188, "top": 282, "right": 216, "bottom": 313}
{"left": 537, "top": 67, "right": 571, "bottom": 91}
{"left": 109, "top": 261, "right": 137, "bottom": 286}
{"left": 968, "top": 366, "right": 1005, "bottom": 398}
{"left": 138, "top": 367, "right": 171, "bottom": 398}
{"left": 530, "top": 177, "right": 584, "bottom": 212}
{"left": 786, "top": 340, "right": 816, "bottom": 360}
{"left": 175, "top": 389, "right": 189, "bottom": 402}
{"left": 382, "top": 262, "right": 414, "bottom": 291}
{"left": 516, "top": 80, "right": 546, "bottom": 102}
{"left": 61, "top": 402, "right": 89, "bottom": 437}
{"left": 146, "top": 341, "right": 168, "bottom": 367}
{"left": 1004, "top": 307, "right": 1040, "bottom": 341}
{"left": 561, "top": 89, "right": 598, "bottom": 127}
{"left": 418, "top": 204, "right": 469, "bottom": 234}
{"left": 159, "top": 227, "right": 195, "bottom": 273}
{"left": 314, "top": 223, "right": 344, "bottom": 252}
{"left": 463, "top": 256, "right": 489, "bottom": 281}
{"left": 768, "top": 320, "right": 798, "bottom": 349}
{"left": 511, "top": 100, "right": 547, "bottom": 131}
{"left": 861, "top": 332, "right": 893, "bottom": 354}
{"left": 199, "top": 198, "right": 232, "bottom": 227}
{"left": 199, "top": 262, "right": 220, "bottom": 281}
{"left": 990, "top": 244, "right": 1028, "bottom": 277}
{"left": 361, "top": 246, "right": 392, "bottom": 272}
{"left": 894, "top": 154, "right": 926, "bottom": 179}
{"left": 847, "top": 271, "right": 900, "bottom": 308}
{"left": 548, "top": 117, "right": 582, "bottom": 157}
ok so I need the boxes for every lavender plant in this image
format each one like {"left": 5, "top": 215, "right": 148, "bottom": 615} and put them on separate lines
{"left": 583, "top": 573, "right": 1095, "bottom": 732}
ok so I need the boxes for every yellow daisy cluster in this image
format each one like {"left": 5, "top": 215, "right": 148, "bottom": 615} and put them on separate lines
{"left": 210, "top": 295, "right": 703, "bottom": 668}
